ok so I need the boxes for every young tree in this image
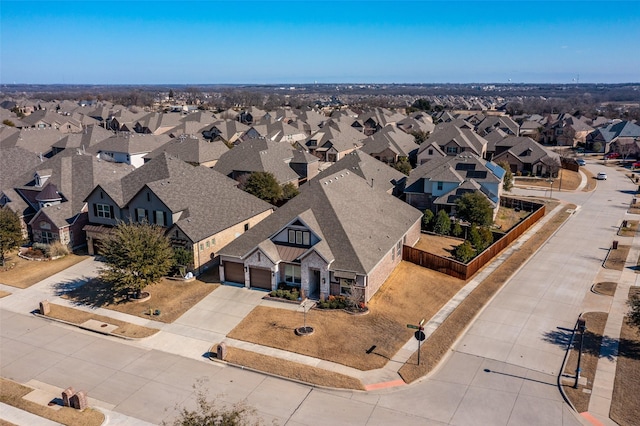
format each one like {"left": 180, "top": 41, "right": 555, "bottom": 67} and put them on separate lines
{"left": 454, "top": 240, "right": 475, "bottom": 263}
{"left": 452, "top": 220, "right": 463, "bottom": 238}
{"left": 0, "top": 207, "right": 24, "bottom": 267}
{"left": 455, "top": 192, "right": 493, "bottom": 227}
{"left": 282, "top": 182, "right": 300, "bottom": 201}
{"left": 2, "top": 119, "right": 15, "bottom": 127}
{"left": 100, "top": 221, "right": 174, "bottom": 299}
{"left": 497, "top": 161, "right": 514, "bottom": 192}
{"left": 629, "top": 293, "right": 640, "bottom": 329}
{"left": 422, "top": 209, "right": 434, "bottom": 231}
{"left": 433, "top": 210, "right": 451, "bottom": 235}
{"left": 393, "top": 158, "right": 412, "bottom": 176}
{"left": 242, "top": 172, "right": 283, "bottom": 204}
{"left": 164, "top": 380, "right": 260, "bottom": 426}
{"left": 409, "top": 130, "right": 430, "bottom": 145}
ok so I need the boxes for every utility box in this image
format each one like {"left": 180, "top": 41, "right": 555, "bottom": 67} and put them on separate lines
{"left": 217, "top": 343, "right": 227, "bottom": 360}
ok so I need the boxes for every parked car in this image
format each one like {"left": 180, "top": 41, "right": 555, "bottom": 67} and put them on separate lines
{"left": 597, "top": 172, "right": 607, "bottom": 180}
{"left": 604, "top": 152, "right": 620, "bottom": 159}
{"left": 576, "top": 159, "right": 586, "bottom": 166}
{"left": 632, "top": 161, "right": 640, "bottom": 169}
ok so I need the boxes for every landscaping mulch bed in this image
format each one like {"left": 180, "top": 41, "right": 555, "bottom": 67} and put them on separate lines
{"left": 610, "top": 288, "right": 640, "bottom": 426}
{"left": 227, "top": 262, "right": 466, "bottom": 371}
{"left": 0, "top": 252, "right": 89, "bottom": 289}
{"left": 592, "top": 282, "right": 617, "bottom": 297}
{"left": 561, "top": 312, "right": 608, "bottom": 413}
{"left": 220, "top": 345, "right": 365, "bottom": 390}
{"left": 0, "top": 378, "right": 104, "bottom": 426}
{"left": 61, "top": 277, "right": 217, "bottom": 324}
{"left": 605, "top": 245, "right": 631, "bottom": 271}
{"left": 45, "top": 303, "right": 159, "bottom": 338}
{"left": 398, "top": 203, "right": 576, "bottom": 383}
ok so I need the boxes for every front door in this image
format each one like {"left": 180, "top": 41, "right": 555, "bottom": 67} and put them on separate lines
{"left": 309, "top": 269, "right": 320, "bottom": 299}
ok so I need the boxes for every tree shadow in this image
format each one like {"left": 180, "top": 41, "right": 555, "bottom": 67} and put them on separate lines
{"left": 53, "top": 277, "right": 117, "bottom": 308}
{"left": 541, "top": 326, "right": 640, "bottom": 362}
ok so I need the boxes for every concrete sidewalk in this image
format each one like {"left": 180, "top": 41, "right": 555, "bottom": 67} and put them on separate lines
{"left": 585, "top": 221, "right": 640, "bottom": 426}
{"left": 0, "top": 202, "right": 571, "bottom": 390}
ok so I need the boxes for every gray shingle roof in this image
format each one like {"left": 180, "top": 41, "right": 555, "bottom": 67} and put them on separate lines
{"left": 219, "top": 170, "right": 422, "bottom": 275}
{"left": 102, "top": 153, "right": 273, "bottom": 243}
{"left": 213, "top": 139, "right": 301, "bottom": 184}
{"left": 314, "top": 150, "right": 405, "bottom": 193}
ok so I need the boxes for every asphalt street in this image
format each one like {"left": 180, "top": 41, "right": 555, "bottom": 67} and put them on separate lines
{"left": 1, "top": 159, "right": 636, "bottom": 425}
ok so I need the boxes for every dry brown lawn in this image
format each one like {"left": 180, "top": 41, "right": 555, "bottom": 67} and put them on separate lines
{"left": 605, "top": 245, "right": 631, "bottom": 271}
{"left": 593, "top": 282, "right": 617, "bottom": 297}
{"left": 515, "top": 169, "right": 582, "bottom": 191}
{"left": 228, "top": 262, "right": 466, "bottom": 371}
{"left": 561, "top": 312, "right": 608, "bottom": 413}
{"left": 0, "top": 251, "right": 88, "bottom": 289}
{"left": 618, "top": 220, "right": 639, "bottom": 237}
{"left": 0, "top": 378, "right": 104, "bottom": 426}
{"left": 0, "top": 290, "right": 11, "bottom": 298}
{"left": 413, "top": 235, "right": 462, "bottom": 257}
{"left": 45, "top": 303, "right": 159, "bottom": 338}
{"left": 399, "top": 203, "right": 577, "bottom": 382}
{"left": 220, "top": 346, "right": 365, "bottom": 390}
{"left": 61, "top": 277, "right": 217, "bottom": 324}
{"left": 610, "top": 288, "right": 640, "bottom": 426}
{"left": 494, "top": 206, "right": 531, "bottom": 231}
{"left": 582, "top": 168, "right": 597, "bottom": 192}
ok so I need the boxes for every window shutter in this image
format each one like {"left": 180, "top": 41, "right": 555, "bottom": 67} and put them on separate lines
{"left": 109, "top": 205, "right": 114, "bottom": 219}
{"left": 163, "top": 212, "right": 168, "bottom": 227}
{"left": 145, "top": 209, "right": 149, "bottom": 221}
{"left": 93, "top": 203, "right": 97, "bottom": 216}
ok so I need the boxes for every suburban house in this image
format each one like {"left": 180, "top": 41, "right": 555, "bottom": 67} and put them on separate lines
{"left": 213, "top": 138, "right": 319, "bottom": 187}
{"left": 133, "top": 112, "right": 184, "bottom": 135}
{"left": 351, "top": 108, "right": 407, "bottom": 136}
{"left": 475, "top": 115, "right": 520, "bottom": 137}
{"left": 1, "top": 128, "right": 67, "bottom": 158}
{"left": 298, "top": 119, "right": 366, "bottom": 162}
{"left": 0, "top": 151, "right": 134, "bottom": 248}
{"left": 218, "top": 170, "right": 422, "bottom": 301}
{"left": 83, "top": 153, "right": 273, "bottom": 272}
{"left": 314, "top": 149, "right": 407, "bottom": 195}
{"left": 92, "top": 133, "right": 171, "bottom": 167}
{"left": 360, "top": 127, "right": 419, "bottom": 165}
{"left": 586, "top": 120, "right": 640, "bottom": 153}
{"left": 416, "top": 121, "right": 488, "bottom": 164}
{"left": 491, "top": 136, "right": 561, "bottom": 176}
{"left": 541, "top": 114, "right": 594, "bottom": 147}
{"left": 50, "top": 125, "right": 114, "bottom": 156}
{"left": 404, "top": 153, "right": 504, "bottom": 218}
{"left": 18, "top": 109, "right": 83, "bottom": 133}
{"left": 144, "top": 134, "right": 229, "bottom": 167}
{"left": 201, "top": 119, "right": 250, "bottom": 145}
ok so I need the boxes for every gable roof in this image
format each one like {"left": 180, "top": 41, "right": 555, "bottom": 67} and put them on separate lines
{"left": 315, "top": 150, "right": 405, "bottom": 193}
{"left": 220, "top": 170, "right": 422, "bottom": 275}
{"left": 361, "top": 127, "right": 419, "bottom": 158}
{"left": 145, "top": 135, "right": 229, "bottom": 165}
{"left": 213, "top": 138, "right": 301, "bottom": 184}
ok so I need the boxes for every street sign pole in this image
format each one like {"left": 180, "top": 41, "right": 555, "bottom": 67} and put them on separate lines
{"left": 408, "top": 319, "right": 426, "bottom": 365}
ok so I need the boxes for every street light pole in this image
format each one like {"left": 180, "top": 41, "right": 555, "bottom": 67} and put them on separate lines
{"left": 574, "top": 318, "right": 587, "bottom": 388}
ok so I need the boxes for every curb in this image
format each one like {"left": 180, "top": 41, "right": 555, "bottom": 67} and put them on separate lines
{"left": 404, "top": 204, "right": 577, "bottom": 385}
{"left": 557, "top": 316, "right": 581, "bottom": 413}
{"left": 207, "top": 346, "right": 367, "bottom": 393}
{"left": 32, "top": 312, "right": 152, "bottom": 341}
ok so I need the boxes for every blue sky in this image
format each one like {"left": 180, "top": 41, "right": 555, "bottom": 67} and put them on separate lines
{"left": 1, "top": 1, "right": 639, "bottom": 84}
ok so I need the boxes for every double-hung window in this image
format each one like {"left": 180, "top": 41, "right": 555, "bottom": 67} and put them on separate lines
{"left": 284, "top": 264, "right": 301, "bottom": 285}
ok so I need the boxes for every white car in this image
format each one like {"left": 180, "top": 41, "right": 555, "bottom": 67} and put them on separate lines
{"left": 597, "top": 172, "right": 607, "bottom": 180}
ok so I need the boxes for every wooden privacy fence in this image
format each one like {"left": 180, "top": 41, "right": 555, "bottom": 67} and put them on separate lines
{"left": 403, "top": 200, "right": 546, "bottom": 280}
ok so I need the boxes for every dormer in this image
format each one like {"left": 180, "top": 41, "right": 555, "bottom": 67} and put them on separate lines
{"left": 34, "top": 169, "right": 52, "bottom": 187}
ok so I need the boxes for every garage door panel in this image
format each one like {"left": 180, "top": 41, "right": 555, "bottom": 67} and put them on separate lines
{"left": 250, "top": 267, "right": 272, "bottom": 290}
{"left": 224, "top": 262, "right": 245, "bottom": 284}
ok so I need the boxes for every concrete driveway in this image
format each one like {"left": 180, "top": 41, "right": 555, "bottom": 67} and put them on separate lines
{"left": 1, "top": 161, "right": 635, "bottom": 425}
